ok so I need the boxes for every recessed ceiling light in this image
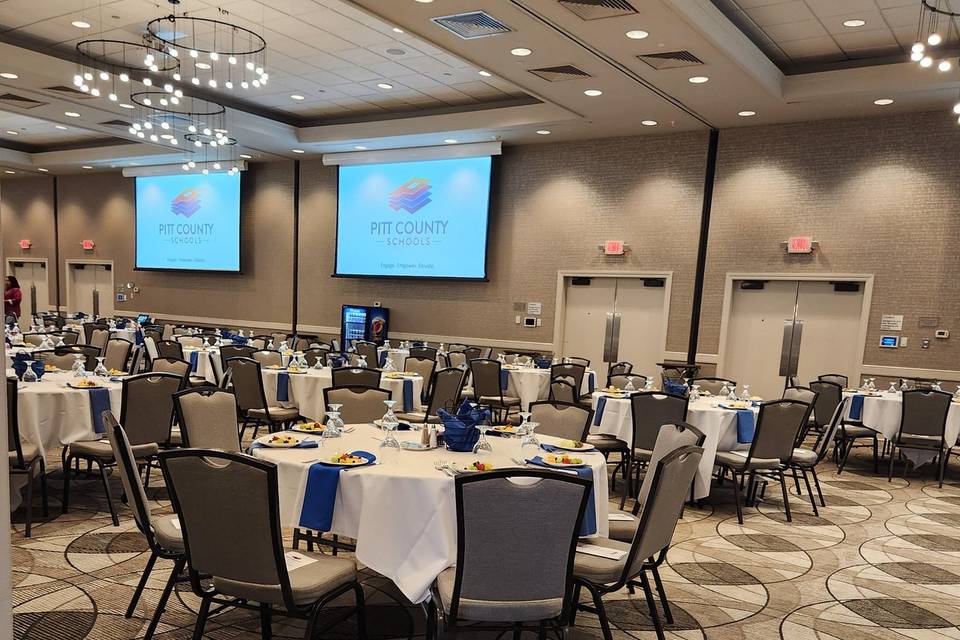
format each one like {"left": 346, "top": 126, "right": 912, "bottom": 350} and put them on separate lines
{"left": 72, "top": 20, "right": 91, "bottom": 29}
{"left": 478, "top": 70, "right": 492, "bottom": 77}
{"left": 355, "top": 145, "right": 368, "bottom": 150}
{"left": 510, "top": 47, "right": 532, "bottom": 57}
{"left": 874, "top": 98, "right": 894, "bottom": 105}
{"left": 377, "top": 82, "right": 393, "bottom": 89}
{"left": 626, "top": 30, "right": 649, "bottom": 40}
{"left": 37, "top": 168, "right": 48, "bottom": 172}
{"left": 5, "top": 130, "right": 18, "bottom": 135}
{"left": 291, "top": 149, "right": 305, "bottom": 154}
{"left": 536, "top": 130, "right": 551, "bottom": 135}
{"left": 54, "top": 125, "right": 68, "bottom": 130}
{"left": 414, "top": 0, "right": 434, "bottom": 3}
{"left": 64, "top": 111, "right": 80, "bottom": 118}
{"left": 393, "top": 27, "right": 404, "bottom": 34}
{"left": 0, "top": 72, "right": 18, "bottom": 79}
{"left": 688, "top": 76, "right": 709, "bottom": 84}
{"left": 239, "top": 153, "right": 252, "bottom": 159}
{"left": 118, "top": 103, "right": 135, "bottom": 109}
{"left": 584, "top": 89, "right": 603, "bottom": 96}
{"left": 443, "top": 138, "right": 458, "bottom": 144}
{"left": 81, "top": 165, "right": 93, "bottom": 169}
{"left": 641, "top": 120, "right": 657, "bottom": 126}
{"left": 738, "top": 110, "right": 756, "bottom": 117}
{"left": 843, "top": 19, "right": 866, "bottom": 27}
{"left": 4, "top": 170, "right": 14, "bottom": 174}
{"left": 290, "top": 93, "right": 305, "bottom": 100}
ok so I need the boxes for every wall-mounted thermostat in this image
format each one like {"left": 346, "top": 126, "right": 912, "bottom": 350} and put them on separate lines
{"left": 935, "top": 329, "right": 950, "bottom": 339}
{"left": 879, "top": 335, "right": 899, "bottom": 348}
{"left": 523, "top": 316, "right": 537, "bottom": 328}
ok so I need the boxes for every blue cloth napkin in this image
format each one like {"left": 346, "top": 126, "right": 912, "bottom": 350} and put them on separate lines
{"left": 732, "top": 409, "right": 755, "bottom": 444}
{"left": 299, "top": 450, "right": 377, "bottom": 532}
{"left": 135, "top": 329, "right": 144, "bottom": 346}
{"left": 379, "top": 351, "right": 387, "bottom": 367}
{"left": 402, "top": 378, "right": 414, "bottom": 412}
{"left": 277, "top": 372, "right": 290, "bottom": 402}
{"left": 593, "top": 395, "right": 607, "bottom": 426}
{"left": 526, "top": 455, "right": 597, "bottom": 536}
{"left": 189, "top": 351, "right": 199, "bottom": 372}
{"left": 87, "top": 388, "right": 112, "bottom": 434}
{"left": 500, "top": 369, "right": 509, "bottom": 391}
{"left": 587, "top": 372, "right": 595, "bottom": 393}
{"left": 849, "top": 394, "right": 864, "bottom": 421}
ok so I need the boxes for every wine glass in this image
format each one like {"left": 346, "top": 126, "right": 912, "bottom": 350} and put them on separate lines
{"left": 55, "top": 336, "right": 65, "bottom": 348}
{"left": 279, "top": 340, "right": 290, "bottom": 353}
{"left": 72, "top": 354, "right": 87, "bottom": 378}
{"left": 719, "top": 382, "right": 730, "bottom": 397}
{"left": 643, "top": 377, "right": 655, "bottom": 392}
{"left": 516, "top": 411, "right": 531, "bottom": 436}
{"left": 22, "top": 360, "right": 38, "bottom": 383}
{"left": 861, "top": 378, "right": 870, "bottom": 392}
{"left": 324, "top": 410, "right": 343, "bottom": 438}
{"left": 312, "top": 354, "right": 325, "bottom": 370}
{"left": 520, "top": 421, "right": 540, "bottom": 460}
{"left": 382, "top": 356, "right": 397, "bottom": 373}
{"left": 727, "top": 384, "right": 739, "bottom": 401}
{"left": 934, "top": 380, "right": 944, "bottom": 391}
{"left": 472, "top": 423, "right": 493, "bottom": 455}
{"left": 379, "top": 400, "right": 401, "bottom": 462}
{"left": 690, "top": 384, "right": 701, "bottom": 402}
{"left": 740, "top": 384, "right": 751, "bottom": 402}
{"left": 888, "top": 381, "right": 898, "bottom": 394}
{"left": 267, "top": 338, "right": 275, "bottom": 351}
{"left": 624, "top": 376, "right": 635, "bottom": 392}
{"left": 94, "top": 357, "right": 109, "bottom": 378}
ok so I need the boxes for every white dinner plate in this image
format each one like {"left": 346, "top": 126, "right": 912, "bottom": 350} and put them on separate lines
{"left": 400, "top": 441, "right": 435, "bottom": 451}
{"left": 551, "top": 442, "right": 596, "bottom": 452}
{"left": 540, "top": 457, "right": 587, "bottom": 468}
{"left": 258, "top": 435, "right": 302, "bottom": 448}
{"left": 325, "top": 456, "right": 370, "bottom": 467}
{"left": 291, "top": 423, "right": 325, "bottom": 434}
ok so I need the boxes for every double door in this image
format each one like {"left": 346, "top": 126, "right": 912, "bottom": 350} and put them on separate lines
{"left": 560, "top": 276, "right": 669, "bottom": 384}
{"left": 8, "top": 260, "right": 49, "bottom": 327}
{"left": 69, "top": 263, "right": 114, "bottom": 317}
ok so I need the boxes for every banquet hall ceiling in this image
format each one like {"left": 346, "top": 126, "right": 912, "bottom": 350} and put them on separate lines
{"left": 0, "top": 0, "right": 953, "bottom": 173}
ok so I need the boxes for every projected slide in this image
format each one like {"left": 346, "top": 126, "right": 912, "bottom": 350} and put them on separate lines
{"left": 336, "top": 156, "right": 492, "bottom": 279}
{"left": 135, "top": 172, "right": 241, "bottom": 272}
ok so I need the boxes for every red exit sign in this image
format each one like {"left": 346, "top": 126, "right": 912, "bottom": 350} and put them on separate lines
{"left": 604, "top": 240, "right": 625, "bottom": 255}
{"left": 786, "top": 236, "right": 813, "bottom": 254}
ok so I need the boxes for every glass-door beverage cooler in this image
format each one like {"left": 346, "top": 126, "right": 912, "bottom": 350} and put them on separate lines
{"left": 340, "top": 305, "right": 390, "bottom": 347}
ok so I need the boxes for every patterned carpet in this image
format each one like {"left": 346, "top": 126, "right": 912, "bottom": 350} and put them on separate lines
{"left": 10, "top": 444, "right": 960, "bottom": 639}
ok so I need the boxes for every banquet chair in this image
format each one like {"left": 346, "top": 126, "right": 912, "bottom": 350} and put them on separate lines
{"left": 404, "top": 356, "right": 436, "bottom": 402}
{"left": 502, "top": 354, "right": 518, "bottom": 365}
{"left": 83, "top": 322, "right": 109, "bottom": 345}
{"left": 219, "top": 344, "right": 256, "bottom": 370}
{"left": 161, "top": 324, "right": 175, "bottom": 340}
{"left": 142, "top": 327, "right": 162, "bottom": 346}
{"left": 249, "top": 335, "right": 271, "bottom": 350}
{"left": 21, "top": 333, "right": 46, "bottom": 346}
{"left": 33, "top": 349, "right": 80, "bottom": 370}
{"left": 447, "top": 343, "right": 466, "bottom": 352}
{"left": 58, "top": 330, "right": 80, "bottom": 345}
{"left": 551, "top": 363, "right": 587, "bottom": 400}
{"left": 571, "top": 446, "right": 704, "bottom": 640}
{"left": 173, "top": 388, "right": 241, "bottom": 452}
{"left": 127, "top": 346, "right": 145, "bottom": 374}
{"left": 158, "top": 449, "right": 366, "bottom": 640}
{"left": 783, "top": 386, "right": 820, "bottom": 441}
{"left": 8, "top": 377, "right": 47, "bottom": 537}
{"left": 818, "top": 373, "right": 849, "bottom": 388}
{"left": 808, "top": 380, "right": 842, "bottom": 434}
{"left": 608, "top": 362, "right": 633, "bottom": 377}
{"left": 302, "top": 347, "right": 330, "bottom": 368}
{"left": 789, "top": 399, "right": 848, "bottom": 516}
{"left": 62, "top": 372, "right": 182, "bottom": 526}
{"left": 89, "top": 328, "right": 111, "bottom": 353}
{"left": 155, "top": 339, "right": 185, "bottom": 360}
{"left": 353, "top": 340, "right": 380, "bottom": 367}
{"left": 691, "top": 377, "right": 736, "bottom": 396}
{"left": 463, "top": 347, "right": 482, "bottom": 362}
{"left": 172, "top": 326, "right": 191, "bottom": 335}
{"left": 607, "top": 374, "right": 646, "bottom": 390}
{"left": 888, "top": 389, "right": 953, "bottom": 486}
{"left": 331, "top": 366, "right": 381, "bottom": 389}
{"left": 479, "top": 347, "right": 493, "bottom": 359}
{"left": 530, "top": 401, "right": 592, "bottom": 442}
{"left": 470, "top": 359, "right": 520, "bottom": 423}
{"left": 226, "top": 357, "right": 302, "bottom": 438}
{"left": 104, "top": 338, "right": 133, "bottom": 372}
{"left": 323, "top": 386, "right": 391, "bottom": 424}
{"left": 624, "top": 392, "right": 689, "bottom": 507}
{"left": 549, "top": 380, "right": 577, "bottom": 403}
{"left": 446, "top": 351, "right": 467, "bottom": 369}
{"left": 253, "top": 349, "right": 283, "bottom": 367}
{"left": 271, "top": 332, "right": 289, "bottom": 348}
{"left": 399, "top": 367, "right": 465, "bottom": 423}
{"left": 713, "top": 399, "right": 811, "bottom": 524}
{"left": 103, "top": 414, "right": 185, "bottom": 640}
{"left": 53, "top": 344, "right": 100, "bottom": 370}
{"left": 426, "top": 469, "right": 590, "bottom": 640}
{"left": 290, "top": 334, "right": 319, "bottom": 351}
{"left": 409, "top": 346, "right": 438, "bottom": 360}
{"left": 566, "top": 356, "right": 590, "bottom": 368}
{"left": 175, "top": 335, "right": 205, "bottom": 349}
{"left": 835, "top": 410, "right": 881, "bottom": 476}
{"left": 143, "top": 336, "right": 161, "bottom": 364}
{"left": 150, "top": 357, "right": 191, "bottom": 389}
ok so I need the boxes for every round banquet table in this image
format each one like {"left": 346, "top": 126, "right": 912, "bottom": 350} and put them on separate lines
{"left": 250, "top": 424, "right": 609, "bottom": 603}
{"left": 260, "top": 368, "right": 424, "bottom": 421}
{"left": 6, "top": 345, "right": 38, "bottom": 368}
{"left": 503, "top": 366, "right": 597, "bottom": 410}
{"left": 182, "top": 347, "right": 223, "bottom": 384}
{"left": 589, "top": 392, "right": 754, "bottom": 500}
{"left": 843, "top": 391, "right": 960, "bottom": 465}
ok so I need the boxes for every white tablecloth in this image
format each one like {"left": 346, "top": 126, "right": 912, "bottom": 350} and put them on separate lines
{"left": 251, "top": 424, "right": 609, "bottom": 603}
{"left": 504, "top": 367, "right": 597, "bottom": 410}
{"left": 844, "top": 392, "right": 960, "bottom": 465}
{"left": 260, "top": 368, "right": 424, "bottom": 421}
{"left": 589, "top": 393, "right": 753, "bottom": 499}
{"left": 183, "top": 347, "right": 222, "bottom": 384}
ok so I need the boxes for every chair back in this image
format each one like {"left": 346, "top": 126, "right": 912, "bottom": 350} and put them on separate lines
{"left": 469, "top": 359, "right": 504, "bottom": 400}
{"left": 551, "top": 363, "right": 585, "bottom": 396}
{"left": 219, "top": 345, "right": 256, "bottom": 369}
{"left": 129, "top": 346, "right": 145, "bottom": 374}
{"left": 783, "top": 385, "right": 818, "bottom": 406}
{"left": 900, "top": 389, "right": 953, "bottom": 440}
{"left": 404, "top": 356, "right": 436, "bottom": 400}
{"left": 88, "top": 328, "right": 110, "bottom": 353}
{"left": 249, "top": 335, "right": 271, "bottom": 350}
{"left": 104, "top": 413, "right": 156, "bottom": 543}
{"left": 33, "top": 349, "right": 78, "bottom": 370}
{"left": 549, "top": 380, "right": 577, "bottom": 403}
{"left": 460, "top": 347, "right": 480, "bottom": 362}
{"left": 409, "top": 346, "right": 437, "bottom": 360}
{"left": 530, "top": 401, "right": 592, "bottom": 441}
{"left": 331, "top": 366, "right": 381, "bottom": 389}
{"left": 354, "top": 341, "right": 379, "bottom": 366}
{"left": 425, "top": 368, "right": 465, "bottom": 418}
{"left": 151, "top": 357, "right": 190, "bottom": 387}
{"left": 58, "top": 330, "right": 80, "bottom": 345}
{"left": 323, "top": 386, "right": 390, "bottom": 423}
{"left": 177, "top": 335, "right": 205, "bottom": 349}
{"left": 291, "top": 334, "right": 319, "bottom": 351}
{"left": 808, "top": 380, "right": 842, "bottom": 428}
{"left": 252, "top": 350, "right": 282, "bottom": 367}
{"left": 818, "top": 373, "right": 848, "bottom": 388}
{"left": 159, "top": 449, "right": 297, "bottom": 608}
{"left": 691, "top": 377, "right": 736, "bottom": 396}
{"left": 607, "top": 374, "right": 646, "bottom": 390}
{"left": 449, "top": 469, "right": 590, "bottom": 622}
{"left": 156, "top": 340, "right": 185, "bottom": 360}
{"left": 83, "top": 322, "right": 108, "bottom": 345}
{"left": 812, "top": 398, "right": 849, "bottom": 463}
{"left": 225, "top": 357, "right": 268, "bottom": 412}
{"left": 143, "top": 328, "right": 162, "bottom": 345}
{"left": 105, "top": 338, "right": 133, "bottom": 371}
{"left": 7, "top": 377, "right": 25, "bottom": 469}
{"left": 174, "top": 388, "right": 241, "bottom": 452}
{"left": 629, "top": 392, "right": 689, "bottom": 451}
{"left": 270, "top": 332, "right": 288, "bottom": 348}
{"left": 21, "top": 333, "right": 45, "bottom": 346}
{"left": 302, "top": 347, "right": 330, "bottom": 367}
{"left": 120, "top": 372, "right": 182, "bottom": 446}
{"left": 636, "top": 423, "right": 706, "bottom": 505}
{"left": 46, "top": 344, "right": 99, "bottom": 370}
{"left": 608, "top": 362, "right": 632, "bottom": 377}
{"left": 446, "top": 351, "right": 467, "bottom": 369}
{"left": 746, "top": 400, "right": 811, "bottom": 463}
{"left": 143, "top": 336, "right": 160, "bottom": 361}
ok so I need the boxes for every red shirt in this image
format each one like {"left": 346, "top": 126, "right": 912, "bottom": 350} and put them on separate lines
{"left": 5, "top": 286, "right": 22, "bottom": 318}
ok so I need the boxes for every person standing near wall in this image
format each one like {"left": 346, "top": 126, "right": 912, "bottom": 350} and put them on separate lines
{"left": 4, "top": 275, "right": 22, "bottom": 324}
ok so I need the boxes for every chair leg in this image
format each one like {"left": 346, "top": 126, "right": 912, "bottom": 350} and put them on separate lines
{"left": 791, "top": 467, "right": 802, "bottom": 496}
{"left": 939, "top": 448, "right": 950, "bottom": 488}
{"left": 811, "top": 467, "right": 826, "bottom": 507}
{"left": 126, "top": 550, "right": 158, "bottom": 618}
{"left": 584, "top": 582, "right": 613, "bottom": 640}
{"left": 39, "top": 458, "right": 48, "bottom": 517}
{"left": 512, "top": 624, "right": 522, "bottom": 640}
{"left": 61, "top": 454, "right": 73, "bottom": 514}
{"left": 650, "top": 564, "right": 673, "bottom": 625}
{"left": 144, "top": 557, "right": 184, "bottom": 640}
{"left": 888, "top": 443, "right": 897, "bottom": 482}
{"left": 730, "top": 469, "right": 743, "bottom": 524}
{"left": 800, "top": 468, "right": 818, "bottom": 517}
{"left": 24, "top": 465, "right": 34, "bottom": 538}
{"left": 142, "top": 459, "right": 153, "bottom": 490}
{"left": 259, "top": 603, "right": 272, "bottom": 640}
{"left": 778, "top": 470, "right": 792, "bottom": 523}
{"left": 192, "top": 596, "right": 211, "bottom": 640}
{"left": 354, "top": 582, "right": 367, "bottom": 640}
{"left": 638, "top": 570, "right": 666, "bottom": 640}
{"left": 619, "top": 452, "right": 632, "bottom": 510}
{"left": 837, "top": 439, "right": 853, "bottom": 475}
{"left": 96, "top": 460, "right": 120, "bottom": 526}
{"left": 568, "top": 582, "right": 582, "bottom": 626}
{"left": 873, "top": 436, "right": 879, "bottom": 474}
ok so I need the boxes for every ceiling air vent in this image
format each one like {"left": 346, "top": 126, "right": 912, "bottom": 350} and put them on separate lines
{"left": 44, "top": 85, "right": 96, "bottom": 99}
{"left": 558, "top": 0, "right": 636, "bottom": 20}
{"left": 528, "top": 64, "right": 592, "bottom": 82}
{"left": 432, "top": 11, "right": 512, "bottom": 39}
{"left": 0, "top": 93, "right": 46, "bottom": 109}
{"left": 637, "top": 50, "right": 703, "bottom": 70}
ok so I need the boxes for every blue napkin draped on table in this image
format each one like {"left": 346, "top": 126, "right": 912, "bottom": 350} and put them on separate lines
{"left": 12, "top": 352, "right": 30, "bottom": 363}
{"left": 29, "top": 360, "right": 45, "bottom": 380}
{"left": 663, "top": 380, "right": 687, "bottom": 396}
{"left": 379, "top": 351, "right": 387, "bottom": 367}
{"left": 500, "top": 369, "right": 509, "bottom": 391}
{"left": 134, "top": 329, "right": 144, "bottom": 346}
{"left": 526, "top": 455, "right": 597, "bottom": 536}
{"left": 12, "top": 360, "right": 28, "bottom": 380}
{"left": 438, "top": 403, "right": 489, "bottom": 452}
{"left": 587, "top": 372, "right": 596, "bottom": 394}
{"left": 593, "top": 396, "right": 608, "bottom": 426}
{"left": 402, "top": 378, "right": 414, "bottom": 412}
{"left": 299, "top": 450, "right": 377, "bottom": 532}
{"left": 728, "top": 408, "right": 755, "bottom": 444}
{"left": 189, "top": 351, "right": 199, "bottom": 372}
{"left": 115, "top": 319, "right": 128, "bottom": 329}
{"left": 87, "top": 388, "right": 112, "bottom": 434}
{"left": 849, "top": 395, "right": 864, "bottom": 421}
{"left": 277, "top": 372, "right": 290, "bottom": 402}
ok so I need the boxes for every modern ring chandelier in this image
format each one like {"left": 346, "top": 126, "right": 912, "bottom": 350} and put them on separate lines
{"left": 71, "top": 1, "right": 268, "bottom": 174}
{"left": 910, "top": 0, "right": 960, "bottom": 118}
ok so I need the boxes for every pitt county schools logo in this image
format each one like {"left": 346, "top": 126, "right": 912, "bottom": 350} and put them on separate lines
{"left": 388, "top": 178, "right": 432, "bottom": 214}
{"left": 171, "top": 188, "right": 202, "bottom": 218}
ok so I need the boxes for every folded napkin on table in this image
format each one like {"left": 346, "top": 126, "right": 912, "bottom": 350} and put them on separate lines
{"left": 500, "top": 369, "right": 509, "bottom": 391}
{"left": 849, "top": 395, "right": 865, "bottom": 421}
{"left": 525, "top": 455, "right": 597, "bottom": 536}
{"left": 277, "top": 372, "right": 290, "bottom": 402}
{"left": 587, "top": 372, "right": 596, "bottom": 394}
{"left": 402, "top": 378, "right": 414, "bottom": 412}
{"left": 299, "top": 450, "right": 377, "bottom": 532}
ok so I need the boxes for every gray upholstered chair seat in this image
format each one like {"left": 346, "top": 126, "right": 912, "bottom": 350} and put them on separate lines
{"left": 633, "top": 447, "right": 653, "bottom": 461}
{"left": 152, "top": 516, "right": 184, "bottom": 552}
{"left": 478, "top": 395, "right": 520, "bottom": 406}
{"left": 790, "top": 448, "right": 817, "bottom": 466}
{"left": 607, "top": 510, "right": 639, "bottom": 543}
{"left": 9, "top": 442, "right": 39, "bottom": 465}
{"left": 69, "top": 439, "right": 158, "bottom": 460}
{"left": 586, "top": 435, "right": 628, "bottom": 452}
{"left": 213, "top": 552, "right": 356, "bottom": 606}
{"left": 247, "top": 406, "right": 300, "bottom": 421}
{"left": 842, "top": 425, "right": 877, "bottom": 438}
{"left": 573, "top": 537, "right": 631, "bottom": 583}
{"left": 435, "top": 566, "right": 563, "bottom": 623}
{"left": 898, "top": 433, "right": 943, "bottom": 446}
{"left": 714, "top": 450, "right": 780, "bottom": 470}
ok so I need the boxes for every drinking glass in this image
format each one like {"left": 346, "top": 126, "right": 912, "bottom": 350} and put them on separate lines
{"left": 324, "top": 410, "right": 343, "bottom": 438}
{"left": 94, "top": 357, "right": 109, "bottom": 378}
{"left": 55, "top": 336, "right": 65, "bottom": 348}
{"left": 267, "top": 339, "right": 275, "bottom": 351}
{"left": 382, "top": 356, "right": 397, "bottom": 373}
{"left": 934, "top": 380, "right": 944, "bottom": 391}
{"left": 624, "top": 376, "right": 635, "bottom": 392}
{"left": 279, "top": 340, "right": 290, "bottom": 353}
{"left": 22, "top": 360, "right": 38, "bottom": 383}
{"left": 472, "top": 423, "right": 493, "bottom": 455}
{"left": 384, "top": 339, "right": 391, "bottom": 349}
{"left": 643, "top": 377, "right": 655, "bottom": 392}
{"left": 690, "top": 384, "right": 701, "bottom": 402}
{"left": 900, "top": 379, "right": 910, "bottom": 392}
{"left": 379, "top": 400, "right": 401, "bottom": 462}
{"left": 719, "top": 382, "right": 730, "bottom": 397}
{"left": 72, "top": 354, "right": 87, "bottom": 378}
{"left": 740, "top": 384, "right": 751, "bottom": 402}
{"left": 727, "top": 384, "right": 738, "bottom": 401}
{"left": 516, "top": 411, "right": 531, "bottom": 436}
{"left": 313, "top": 354, "right": 325, "bottom": 370}
{"left": 861, "top": 378, "right": 870, "bottom": 391}
{"left": 520, "top": 421, "right": 540, "bottom": 460}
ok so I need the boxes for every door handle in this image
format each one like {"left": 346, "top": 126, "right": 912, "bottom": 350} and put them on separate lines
{"left": 602, "top": 313, "right": 614, "bottom": 362}
{"left": 610, "top": 312, "right": 622, "bottom": 363}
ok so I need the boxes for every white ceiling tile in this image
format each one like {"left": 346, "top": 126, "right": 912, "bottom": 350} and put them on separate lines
{"left": 778, "top": 36, "right": 845, "bottom": 58}
{"left": 390, "top": 74, "right": 443, "bottom": 89}
{"left": 396, "top": 56, "right": 455, "bottom": 75}
{"left": 745, "top": 1, "right": 816, "bottom": 26}
{"left": 334, "top": 83, "right": 380, "bottom": 97}
{"left": 881, "top": 5, "right": 921, "bottom": 27}
{"left": 823, "top": 9, "right": 886, "bottom": 34}
{"left": 762, "top": 19, "right": 829, "bottom": 42}
{"left": 297, "top": 69, "right": 354, "bottom": 86}
{"left": 874, "top": 0, "right": 916, "bottom": 8}
{"left": 298, "top": 10, "right": 394, "bottom": 47}
{"left": 331, "top": 66, "right": 380, "bottom": 82}
{"left": 833, "top": 28, "right": 899, "bottom": 51}
{"left": 804, "top": 0, "right": 878, "bottom": 18}
{"left": 364, "top": 60, "right": 414, "bottom": 77}
{"left": 364, "top": 43, "right": 426, "bottom": 60}
{"left": 335, "top": 48, "right": 389, "bottom": 66}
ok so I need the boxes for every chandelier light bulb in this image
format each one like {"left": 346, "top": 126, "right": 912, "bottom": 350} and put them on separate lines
{"left": 83, "top": 72, "right": 93, "bottom": 81}
{"left": 98, "top": 71, "right": 109, "bottom": 80}
{"left": 208, "top": 78, "right": 217, "bottom": 87}
{"left": 255, "top": 66, "right": 263, "bottom": 74}
{"left": 940, "top": 60, "right": 952, "bottom": 71}
{"left": 143, "top": 97, "right": 152, "bottom": 106}
{"left": 911, "top": 51, "right": 924, "bottom": 61}
{"left": 149, "top": 64, "right": 159, "bottom": 72}
{"left": 953, "top": 102, "right": 960, "bottom": 114}
{"left": 170, "top": 137, "right": 178, "bottom": 145}
{"left": 170, "top": 97, "right": 180, "bottom": 105}
{"left": 209, "top": 140, "right": 217, "bottom": 147}
{"left": 173, "top": 73, "right": 181, "bottom": 81}
{"left": 137, "top": 131, "right": 145, "bottom": 138}
{"left": 191, "top": 77, "right": 200, "bottom": 85}
{"left": 174, "top": 89, "right": 183, "bottom": 98}
{"left": 128, "top": 127, "right": 137, "bottom": 134}
{"left": 80, "top": 84, "right": 89, "bottom": 92}
{"left": 164, "top": 83, "right": 173, "bottom": 93}
{"left": 929, "top": 33, "right": 942, "bottom": 46}
{"left": 252, "top": 79, "right": 260, "bottom": 88}
{"left": 160, "top": 121, "right": 170, "bottom": 130}
{"left": 241, "top": 81, "right": 249, "bottom": 89}
{"left": 913, "top": 42, "right": 925, "bottom": 53}
{"left": 143, "top": 121, "right": 152, "bottom": 129}
{"left": 213, "top": 162, "right": 221, "bottom": 170}
{"left": 202, "top": 168, "right": 209, "bottom": 175}
{"left": 159, "top": 98, "right": 168, "bottom": 106}
{"left": 188, "top": 161, "right": 196, "bottom": 168}
{"left": 210, "top": 51, "right": 219, "bottom": 61}
{"left": 142, "top": 77, "right": 152, "bottom": 86}
{"left": 169, "top": 47, "right": 178, "bottom": 57}
{"left": 921, "top": 56, "right": 933, "bottom": 67}
{"left": 202, "top": 128, "right": 211, "bottom": 136}
{"left": 149, "top": 134, "right": 158, "bottom": 142}
{"left": 188, "top": 125, "right": 197, "bottom": 133}
{"left": 228, "top": 55, "right": 237, "bottom": 65}
{"left": 73, "top": 74, "right": 83, "bottom": 86}
{"left": 90, "top": 87, "right": 100, "bottom": 96}
{"left": 189, "top": 49, "right": 198, "bottom": 58}
{"left": 194, "top": 140, "right": 203, "bottom": 147}
{"left": 182, "top": 164, "right": 189, "bottom": 171}
{"left": 246, "top": 61, "right": 255, "bottom": 70}
{"left": 108, "top": 92, "right": 117, "bottom": 101}
{"left": 225, "top": 81, "right": 233, "bottom": 89}
{"left": 261, "top": 73, "right": 269, "bottom": 82}
{"left": 133, "top": 123, "right": 142, "bottom": 130}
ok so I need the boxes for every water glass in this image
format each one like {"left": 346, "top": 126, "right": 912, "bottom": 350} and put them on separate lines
{"left": 740, "top": 384, "right": 751, "bottom": 402}
{"left": 624, "top": 376, "right": 635, "bottom": 392}
{"left": 517, "top": 411, "right": 531, "bottom": 436}
{"left": 22, "top": 360, "right": 38, "bottom": 383}
{"left": 472, "top": 424, "right": 493, "bottom": 455}
{"left": 324, "top": 410, "right": 343, "bottom": 438}
{"left": 520, "top": 421, "right": 540, "bottom": 460}
{"left": 94, "top": 357, "right": 109, "bottom": 378}
{"left": 379, "top": 400, "right": 401, "bottom": 463}
{"left": 72, "top": 354, "right": 87, "bottom": 378}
